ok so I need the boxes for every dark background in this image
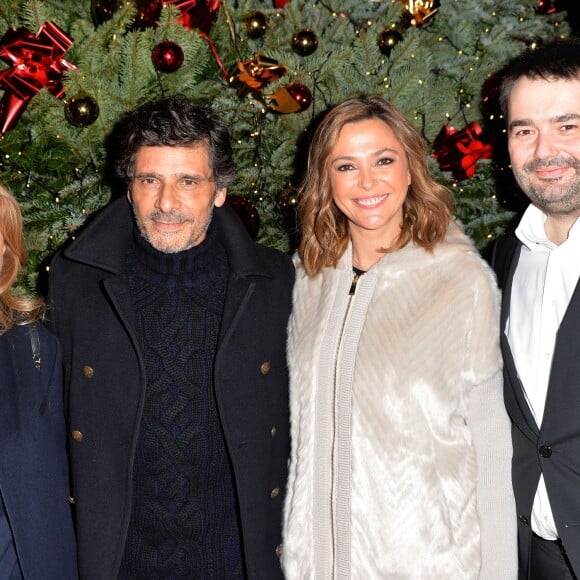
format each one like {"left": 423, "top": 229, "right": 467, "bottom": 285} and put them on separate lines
{"left": 559, "top": 0, "right": 580, "bottom": 35}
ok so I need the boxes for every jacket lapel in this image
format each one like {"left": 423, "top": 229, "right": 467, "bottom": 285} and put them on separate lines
{"left": 217, "top": 270, "right": 254, "bottom": 349}
{"left": 541, "top": 274, "right": 580, "bottom": 431}
{"left": 500, "top": 242, "right": 539, "bottom": 440}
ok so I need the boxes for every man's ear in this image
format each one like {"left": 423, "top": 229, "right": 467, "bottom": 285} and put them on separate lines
{"left": 214, "top": 188, "right": 227, "bottom": 208}
{"left": 126, "top": 188, "right": 133, "bottom": 203}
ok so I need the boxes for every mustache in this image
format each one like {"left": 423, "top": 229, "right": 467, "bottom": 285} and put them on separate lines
{"left": 524, "top": 156, "right": 580, "bottom": 172}
{"left": 147, "top": 210, "right": 193, "bottom": 223}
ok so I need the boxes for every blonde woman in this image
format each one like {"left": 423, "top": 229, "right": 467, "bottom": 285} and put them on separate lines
{"left": 282, "top": 96, "right": 517, "bottom": 579}
{"left": 0, "top": 185, "right": 77, "bottom": 579}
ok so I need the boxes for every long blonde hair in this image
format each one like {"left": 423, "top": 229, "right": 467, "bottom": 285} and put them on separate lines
{"left": 0, "top": 185, "right": 43, "bottom": 333}
{"left": 298, "top": 96, "right": 453, "bottom": 277}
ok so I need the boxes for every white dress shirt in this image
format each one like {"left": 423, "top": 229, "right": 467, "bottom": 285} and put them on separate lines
{"left": 506, "top": 204, "right": 580, "bottom": 540}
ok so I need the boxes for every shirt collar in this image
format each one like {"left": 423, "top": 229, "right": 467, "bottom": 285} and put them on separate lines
{"left": 515, "top": 204, "right": 580, "bottom": 251}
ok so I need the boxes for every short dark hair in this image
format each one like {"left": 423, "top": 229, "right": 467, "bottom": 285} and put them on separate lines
{"left": 499, "top": 38, "right": 580, "bottom": 118}
{"left": 116, "top": 95, "right": 237, "bottom": 189}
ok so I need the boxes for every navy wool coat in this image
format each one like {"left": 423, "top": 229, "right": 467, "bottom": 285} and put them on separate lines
{"left": 47, "top": 197, "right": 294, "bottom": 580}
{"left": 0, "top": 323, "right": 78, "bottom": 579}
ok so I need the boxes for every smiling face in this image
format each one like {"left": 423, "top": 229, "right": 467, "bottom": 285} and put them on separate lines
{"left": 128, "top": 144, "right": 226, "bottom": 253}
{"left": 329, "top": 118, "right": 411, "bottom": 249}
{"left": 507, "top": 76, "right": 580, "bottom": 218}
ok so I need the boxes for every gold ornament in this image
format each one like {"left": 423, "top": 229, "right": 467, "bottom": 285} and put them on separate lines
{"left": 378, "top": 28, "right": 403, "bottom": 55}
{"left": 228, "top": 52, "right": 287, "bottom": 96}
{"left": 396, "top": 0, "right": 438, "bottom": 27}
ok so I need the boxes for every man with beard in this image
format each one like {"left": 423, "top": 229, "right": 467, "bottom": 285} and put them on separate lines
{"left": 491, "top": 38, "right": 580, "bottom": 579}
{"left": 47, "top": 96, "right": 294, "bottom": 580}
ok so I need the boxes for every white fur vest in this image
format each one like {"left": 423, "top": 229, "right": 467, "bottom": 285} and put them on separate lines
{"left": 283, "top": 222, "right": 507, "bottom": 579}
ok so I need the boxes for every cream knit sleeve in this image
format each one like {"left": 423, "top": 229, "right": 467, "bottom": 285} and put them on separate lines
{"left": 467, "top": 369, "right": 518, "bottom": 580}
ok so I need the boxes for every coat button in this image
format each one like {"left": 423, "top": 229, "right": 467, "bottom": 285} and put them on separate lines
{"left": 270, "top": 487, "right": 280, "bottom": 499}
{"left": 67, "top": 496, "right": 76, "bottom": 505}
{"left": 539, "top": 445, "right": 552, "bottom": 458}
{"left": 275, "top": 544, "right": 283, "bottom": 558}
{"left": 83, "top": 365, "right": 95, "bottom": 378}
{"left": 519, "top": 514, "right": 530, "bottom": 526}
{"left": 260, "top": 361, "right": 271, "bottom": 375}
{"left": 271, "top": 426, "right": 277, "bottom": 438}
{"left": 71, "top": 430, "right": 84, "bottom": 442}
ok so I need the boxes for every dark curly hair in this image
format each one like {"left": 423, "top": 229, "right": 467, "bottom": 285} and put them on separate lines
{"left": 116, "top": 95, "right": 237, "bottom": 190}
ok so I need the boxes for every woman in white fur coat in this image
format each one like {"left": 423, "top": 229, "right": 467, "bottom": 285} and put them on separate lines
{"left": 282, "top": 96, "right": 517, "bottom": 579}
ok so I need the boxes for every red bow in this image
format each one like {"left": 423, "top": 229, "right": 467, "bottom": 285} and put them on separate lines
{"left": 0, "top": 21, "right": 76, "bottom": 135}
{"left": 432, "top": 122, "right": 493, "bottom": 181}
{"left": 162, "top": 0, "right": 220, "bottom": 36}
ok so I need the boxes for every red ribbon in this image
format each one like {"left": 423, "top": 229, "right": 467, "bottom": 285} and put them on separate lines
{"left": 432, "top": 122, "right": 493, "bottom": 181}
{"left": 162, "top": 0, "right": 226, "bottom": 77}
{"left": 0, "top": 21, "right": 76, "bottom": 135}
{"left": 163, "top": 0, "right": 220, "bottom": 36}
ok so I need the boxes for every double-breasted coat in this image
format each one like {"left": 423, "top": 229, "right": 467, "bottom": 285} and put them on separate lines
{"left": 492, "top": 231, "right": 580, "bottom": 578}
{"left": 0, "top": 323, "right": 78, "bottom": 579}
{"left": 47, "top": 197, "right": 294, "bottom": 580}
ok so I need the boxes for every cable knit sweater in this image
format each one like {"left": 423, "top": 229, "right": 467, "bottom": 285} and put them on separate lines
{"left": 282, "top": 221, "right": 517, "bottom": 580}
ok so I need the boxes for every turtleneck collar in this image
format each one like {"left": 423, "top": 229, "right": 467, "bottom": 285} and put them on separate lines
{"left": 131, "top": 223, "right": 220, "bottom": 277}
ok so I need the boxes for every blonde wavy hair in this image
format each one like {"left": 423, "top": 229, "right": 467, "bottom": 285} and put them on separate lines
{"left": 298, "top": 96, "right": 453, "bottom": 277}
{"left": 0, "top": 185, "right": 44, "bottom": 333}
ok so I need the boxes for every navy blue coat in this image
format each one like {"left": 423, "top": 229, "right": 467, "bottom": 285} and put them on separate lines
{"left": 47, "top": 197, "right": 294, "bottom": 580}
{"left": 0, "top": 323, "right": 78, "bottom": 579}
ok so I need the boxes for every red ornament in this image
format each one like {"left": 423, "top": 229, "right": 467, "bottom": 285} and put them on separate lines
{"left": 0, "top": 22, "right": 77, "bottom": 135}
{"left": 226, "top": 196, "right": 260, "bottom": 239}
{"left": 162, "top": 0, "right": 220, "bottom": 36}
{"left": 481, "top": 74, "right": 501, "bottom": 107}
{"left": 152, "top": 40, "right": 184, "bottom": 72}
{"left": 432, "top": 122, "right": 493, "bottom": 181}
{"left": 277, "top": 187, "right": 298, "bottom": 220}
{"left": 273, "top": 0, "right": 291, "bottom": 7}
{"left": 266, "top": 83, "right": 312, "bottom": 114}
{"left": 535, "top": 0, "right": 557, "bottom": 15}
{"left": 91, "top": 0, "right": 163, "bottom": 29}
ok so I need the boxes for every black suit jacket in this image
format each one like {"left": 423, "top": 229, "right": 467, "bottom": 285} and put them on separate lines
{"left": 491, "top": 230, "right": 580, "bottom": 579}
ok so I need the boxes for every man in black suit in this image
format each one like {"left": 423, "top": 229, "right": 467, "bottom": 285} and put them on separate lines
{"left": 491, "top": 38, "right": 580, "bottom": 579}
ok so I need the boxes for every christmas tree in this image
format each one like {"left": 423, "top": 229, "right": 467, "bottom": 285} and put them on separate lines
{"left": 0, "top": 0, "right": 572, "bottom": 290}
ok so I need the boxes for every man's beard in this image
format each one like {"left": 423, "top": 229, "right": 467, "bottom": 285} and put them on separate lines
{"left": 132, "top": 206, "right": 214, "bottom": 253}
{"left": 513, "top": 155, "right": 580, "bottom": 217}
